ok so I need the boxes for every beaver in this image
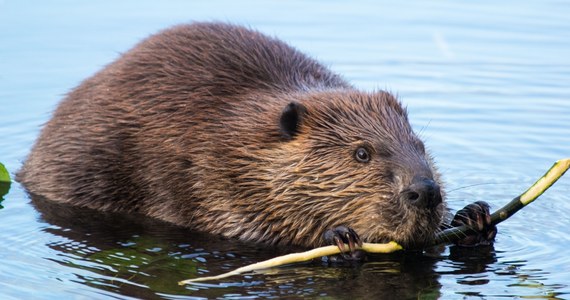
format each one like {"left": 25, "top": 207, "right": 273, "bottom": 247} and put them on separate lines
{"left": 17, "top": 22, "right": 496, "bottom": 252}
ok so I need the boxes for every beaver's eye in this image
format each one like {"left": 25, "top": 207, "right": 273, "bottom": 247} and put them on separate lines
{"left": 354, "top": 147, "right": 371, "bottom": 163}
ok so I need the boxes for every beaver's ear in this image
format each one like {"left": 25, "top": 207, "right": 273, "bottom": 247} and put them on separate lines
{"left": 279, "top": 102, "right": 307, "bottom": 139}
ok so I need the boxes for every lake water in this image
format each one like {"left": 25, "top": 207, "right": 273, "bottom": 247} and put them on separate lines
{"left": 1, "top": 0, "right": 569, "bottom": 299}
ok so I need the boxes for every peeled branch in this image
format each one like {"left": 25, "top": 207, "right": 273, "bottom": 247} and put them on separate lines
{"left": 179, "top": 158, "right": 569, "bottom": 285}
{"left": 179, "top": 241, "right": 401, "bottom": 284}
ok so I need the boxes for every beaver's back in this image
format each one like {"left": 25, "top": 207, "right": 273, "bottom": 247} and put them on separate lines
{"left": 17, "top": 22, "right": 350, "bottom": 213}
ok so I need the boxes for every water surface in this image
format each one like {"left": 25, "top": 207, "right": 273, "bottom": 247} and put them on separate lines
{"left": 1, "top": 1, "right": 569, "bottom": 299}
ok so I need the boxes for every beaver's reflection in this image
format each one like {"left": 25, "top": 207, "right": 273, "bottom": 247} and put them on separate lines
{"left": 31, "top": 194, "right": 269, "bottom": 298}
{"left": 31, "top": 194, "right": 496, "bottom": 299}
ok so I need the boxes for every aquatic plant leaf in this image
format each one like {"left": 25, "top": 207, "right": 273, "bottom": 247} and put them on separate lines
{"left": 0, "top": 182, "right": 9, "bottom": 202}
{"left": 0, "top": 163, "right": 10, "bottom": 183}
{"left": 0, "top": 163, "right": 10, "bottom": 202}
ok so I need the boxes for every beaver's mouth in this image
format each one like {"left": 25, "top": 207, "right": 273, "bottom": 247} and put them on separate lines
{"left": 354, "top": 202, "right": 443, "bottom": 250}
{"left": 387, "top": 175, "right": 444, "bottom": 248}
{"left": 393, "top": 203, "right": 444, "bottom": 249}
{"left": 348, "top": 180, "right": 444, "bottom": 249}
{"left": 398, "top": 229, "right": 437, "bottom": 250}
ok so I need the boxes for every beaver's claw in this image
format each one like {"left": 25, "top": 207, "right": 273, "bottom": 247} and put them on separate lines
{"left": 323, "top": 226, "right": 364, "bottom": 261}
{"left": 451, "top": 201, "right": 497, "bottom": 247}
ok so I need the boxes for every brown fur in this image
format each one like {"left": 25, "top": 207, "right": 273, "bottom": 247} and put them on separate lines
{"left": 18, "top": 22, "right": 446, "bottom": 248}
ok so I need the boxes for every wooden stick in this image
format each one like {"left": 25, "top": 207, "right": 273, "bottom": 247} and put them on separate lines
{"left": 179, "top": 242, "right": 402, "bottom": 284}
{"left": 180, "top": 158, "right": 569, "bottom": 285}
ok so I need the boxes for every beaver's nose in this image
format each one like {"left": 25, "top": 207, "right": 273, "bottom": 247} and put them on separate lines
{"left": 403, "top": 176, "right": 442, "bottom": 208}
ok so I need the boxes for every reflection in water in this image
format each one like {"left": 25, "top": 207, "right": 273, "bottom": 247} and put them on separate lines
{"left": 442, "top": 246, "right": 565, "bottom": 299}
{"left": 34, "top": 197, "right": 190, "bottom": 297}
{"left": 321, "top": 253, "right": 443, "bottom": 299}
{"left": 29, "top": 194, "right": 535, "bottom": 299}
{"left": 32, "top": 194, "right": 238, "bottom": 298}
{"left": 448, "top": 245, "right": 497, "bottom": 278}
{"left": 0, "top": 182, "right": 10, "bottom": 209}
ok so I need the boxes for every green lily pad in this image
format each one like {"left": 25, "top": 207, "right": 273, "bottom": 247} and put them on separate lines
{"left": 0, "top": 163, "right": 10, "bottom": 203}
{"left": 0, "top": 163, "right": 9, "bottom": 183}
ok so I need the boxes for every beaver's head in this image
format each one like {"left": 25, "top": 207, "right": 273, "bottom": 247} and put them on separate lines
{"left": 268, "top": 90, "right": 445, "bottom": 248}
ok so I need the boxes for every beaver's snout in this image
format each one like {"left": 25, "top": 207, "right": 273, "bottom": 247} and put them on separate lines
{"left": 401, "top": 176, "right": 442, "bottom": 209}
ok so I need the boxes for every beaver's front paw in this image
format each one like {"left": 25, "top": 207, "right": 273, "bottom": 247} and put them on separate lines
{"left": 451, "top": 201, "right": 497, "bottom": 247}
{"left": 323, "top": 226, "right": 365, "bottom": 261}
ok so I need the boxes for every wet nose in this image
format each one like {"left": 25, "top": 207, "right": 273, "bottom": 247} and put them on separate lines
{"left": 403, "top": 176, "right": 442, "bottom": 208}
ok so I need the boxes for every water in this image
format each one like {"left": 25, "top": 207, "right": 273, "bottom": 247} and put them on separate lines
{"left": 1, "top": 0, "right": 569, "bottom": 299}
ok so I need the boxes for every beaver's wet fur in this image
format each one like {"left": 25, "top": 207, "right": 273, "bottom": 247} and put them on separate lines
{"left": 18, "top": 22, "right": 494, "bottom": 249}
